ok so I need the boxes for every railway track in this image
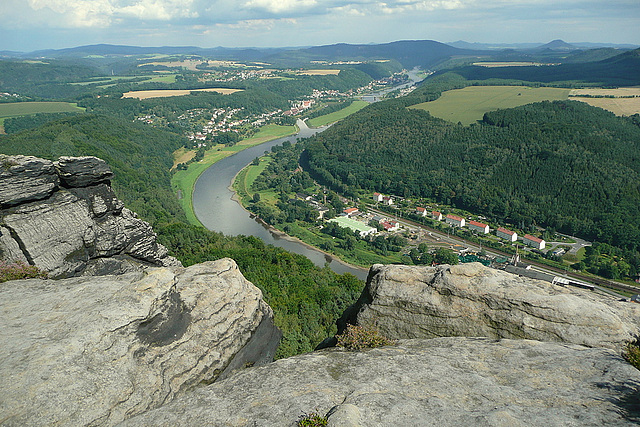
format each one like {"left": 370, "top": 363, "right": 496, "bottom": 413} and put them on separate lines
{"left": 367, "top": 205, "right": 640, "bottom": 296}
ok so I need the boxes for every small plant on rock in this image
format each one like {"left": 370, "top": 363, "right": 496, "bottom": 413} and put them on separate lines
{"left": 0, "top": 260, "right": 48, "bottom": 283}
{"left": 336, "top": 324, "right": 396, "bottom": 350}
{"left": 623, "top": 339, "right": 640, "bottom": 371}
{"left": 297, "top": 411, "right": 328, "bottom": 427}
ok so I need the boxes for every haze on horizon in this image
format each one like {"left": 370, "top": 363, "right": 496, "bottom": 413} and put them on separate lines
{"left": 0, "top": 0, "right": 638, "bottom": 52}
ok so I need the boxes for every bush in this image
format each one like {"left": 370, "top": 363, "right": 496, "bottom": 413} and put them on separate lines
{"left": 297, "top": 412, "right": 328, "bottom": 427}
{"left": 623, "top": 340, "right": 640, "bottom": 371}
{"left": 0, "top": 260, "right": 47, "bottom": 283}
{"left": 336, "top": 324, "right": 396, "bottom": 350}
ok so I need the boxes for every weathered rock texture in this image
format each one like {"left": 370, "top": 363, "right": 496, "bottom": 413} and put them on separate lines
{"left": 123, "top": 337, "right": 640, "bottom": 426}
{"left": 0, "top": 154, "right": 180, "bottom": 277}
{"left": 0, "top": 258, "right": 281, "bottom": 426}
{"left": 345, "top": 263, "right": 640, "bottom": 349}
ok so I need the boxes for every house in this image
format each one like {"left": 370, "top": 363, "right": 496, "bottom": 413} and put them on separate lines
{"left": 373, "top": 192, "right": 384, "bottom": 203}
{"left": 315, "top": 206, "right": 330, "bottom": 220}
{"left": 431, "top": 211, "right": 443, "bottom": 221}
{"left": 381, "top": 220, "right": 400, "bottom": 232}
{"left": 415, "top": 207, "right": 427, "bottom": 217}
{"left": 523, "top": 234, "right": 546, "bottom": 250}
{"left": 382, "top": 196, "right": 394, "bottom": 206}
{"left": 445, "top": 214, "right": 465, "bottom": 227}
{"left": 343, "top": 207, "right": 359, "bottom": 217}
{"left": 496, "top": 227, "right": 518, "bottom": 242}
{"left": 468, "top": 220, "right": 489, "bottom": 234}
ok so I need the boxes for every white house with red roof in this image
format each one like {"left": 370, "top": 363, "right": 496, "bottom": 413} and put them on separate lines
{"left": 468, "top": 220, "right": 489, "bottom": 234}
{"left": 373, "top": 192, "right": 384, "bottom": 202}
{"left": 445, "top": 214, "right": 465, "bottom": 227}
{"left": 382, "top": 196, "right": 394, "bottom": 205}
{"left": 523, "top": 234, "right": 546, "bottom": 250}
{"left": 496, "top": 227, "right": 518, "bottom": 242}
{"left": 343, "top": 207, "right": 359, "bottom": 217}
{"left": 415, "top": 207, "right": 427, "bottom": 217}
{"left": 432, "top": 211, "right": 443, "bottom": 221}
{"left": 382, "top": 220, "right": 400, "bottom": 232}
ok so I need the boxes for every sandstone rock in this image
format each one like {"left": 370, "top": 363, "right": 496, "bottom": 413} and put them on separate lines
{"left": 344, "top": 263, "right": 640, "bottom": 349}
{"left": 0, "top": 259, "right": 281, "bottom": 426}
{"left": 123, "top": 337, "right": 640, "bottom": 426}
{"left": 0, "top": 155, "right": 180, "bottom": 277}
{"left": 55, "top": 155, "right": 114, "bottom": 187}
{"left": 0, "top": 154, "right": 59, "bottom": 207}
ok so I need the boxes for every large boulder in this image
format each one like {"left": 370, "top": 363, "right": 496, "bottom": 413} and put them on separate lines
{"left": 0, "top": 155, "right": 180, "bottom": 277}
{"left": 123, "top": 337, "right": 640, "bottom": 426}
{"left": 344, "top": 263, "right": 640, "bottom": 349}
{"left": 0, "top": 258, "right": 281, "bottom": 426}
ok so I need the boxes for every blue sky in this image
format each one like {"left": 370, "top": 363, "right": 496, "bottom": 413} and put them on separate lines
{"left": 0, "top": 0, "right": 638, "bottom": 51}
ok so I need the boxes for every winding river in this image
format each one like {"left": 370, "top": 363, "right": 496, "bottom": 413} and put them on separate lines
{"left": 192, "top": 120, "right": 369, "bottom": 279}
{"left": 193, "top": 71, "right": 423, "bottom": 280}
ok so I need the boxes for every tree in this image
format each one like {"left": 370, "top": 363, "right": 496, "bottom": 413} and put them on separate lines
{"left": 252, "top": 193, "right": 261, "bottom": 203}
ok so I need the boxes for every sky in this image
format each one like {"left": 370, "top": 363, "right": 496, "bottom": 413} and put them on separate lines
{"left": 0, "top": 0, "right": 638, "bottom": 52}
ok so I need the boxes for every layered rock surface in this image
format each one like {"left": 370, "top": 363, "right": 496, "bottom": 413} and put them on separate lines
{"left": 0, "top": 258, "right": 281, "bottom": 426}
{"left": 344, "top": 263, "right": 640, "bottom": 349}
{"left": 0, "top": 154, "right": 179, "bottom": 277}
{"left": 124, "top": 337, "right": 640, "bottom": 426}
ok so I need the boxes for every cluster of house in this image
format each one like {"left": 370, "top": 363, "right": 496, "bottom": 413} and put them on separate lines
{"left": 373, "top": 192, "right": 394, "bottom": 205}
{"left": 283, "top": 99, "right": 315, "bottom": 116}
{"left": 415, "top": 208, "right": 546, "bottom": 250}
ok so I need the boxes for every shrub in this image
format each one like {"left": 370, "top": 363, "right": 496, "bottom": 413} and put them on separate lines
{"left": 336, "top": 324, "right": 396, "bottom": 350}
{"left": 623, "top": 340, "right": 640, "bottom": 371}
{"left": 297, "top": 411, "right": 328, "bottom": 427}
{"left": 0, "top": 260, "right": 48, "bottom": 283}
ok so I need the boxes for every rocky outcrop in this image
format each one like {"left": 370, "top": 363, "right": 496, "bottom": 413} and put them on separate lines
{"left": 123, "top": 337, "right": 640, "bottom": 426}
{"left": 344, "top": 263, "right": 640, "bottom": 349}
{"left": 0, "top": 258, "right": 281, "bottom": 426}
{"left": 0, "top": 154, "right": 180, "bottom": 278}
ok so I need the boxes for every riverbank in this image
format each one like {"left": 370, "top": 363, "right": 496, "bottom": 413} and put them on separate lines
{"left": 171, "top": 123, "right": 298, "bottom": 226}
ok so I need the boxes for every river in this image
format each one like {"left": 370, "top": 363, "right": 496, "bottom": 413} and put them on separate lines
{"left": 193, "top": 70, "right": 423, "bottom": 280}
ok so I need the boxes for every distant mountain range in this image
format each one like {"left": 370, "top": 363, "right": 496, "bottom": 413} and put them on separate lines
{"left": 447, "top": 40, "right": 639, "bottom": 50}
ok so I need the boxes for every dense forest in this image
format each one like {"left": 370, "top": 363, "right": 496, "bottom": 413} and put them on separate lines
{"left": 303, "top": 98, "right": 640, "bottom": 253}
{"left": 0, "top": 115, "right": 364, "bottom": 358}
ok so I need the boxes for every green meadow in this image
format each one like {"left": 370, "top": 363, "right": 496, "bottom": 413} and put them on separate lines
{"left": 307, "top": 100, "right": 369, "bottom": 127}
{"left": 0, "top": 102, "right": 85, "bottom": 119}
{"left": 410, "top": 86, "right": 570, "bottom": 125}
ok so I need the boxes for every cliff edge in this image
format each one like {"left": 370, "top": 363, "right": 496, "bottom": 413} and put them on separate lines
{"left": 0, "top": 154, "right": 180, "bottom": 278}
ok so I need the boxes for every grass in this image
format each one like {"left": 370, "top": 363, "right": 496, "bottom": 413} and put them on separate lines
{"left": 0, "top": 102, "right": 85, "bottom": 119}
{"left": 171, "top": 124, "right": 297, "bottom": 226}
{"left": 307, "top": 100, "right": 369, "bottom": 127}
{"left": 410, "top": 86, "right": 570, "bottom": 125}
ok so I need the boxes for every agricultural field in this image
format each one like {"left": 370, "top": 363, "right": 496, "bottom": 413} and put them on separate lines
{"left": 298, "top": 69, "right": 341, "bottom": 76}
{"left": 71, "top": 74, "right": 177, "bottom": 86}
{"left": 0, "top": 102, "right": 85, "bottom": 124}
{"left": 410, "top": 85, "right": 570, "bottom": 125}
{"left": 307, "top": 100, "right": 369, "bottom": 127}
{"left": 569, "top": 87, "right": 640, "bottom": 116}
{"left": 121, "top": 88, "right": 243, "bottom": 99}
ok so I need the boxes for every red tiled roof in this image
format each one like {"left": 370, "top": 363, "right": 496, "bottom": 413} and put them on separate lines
{"left": 468, "top": 220, "right": 488, "bottom": 228}
{"left": 344, "top": 208, "right": 358, "bottom": 214}
{"left": 523, "top": 234, "right": 543, "bottom": 243}
{"left": 446, "top": 214, "right": 463, "bottom": 221}
{"left": 497, "top": 227, "right": 515, "bottom": 235}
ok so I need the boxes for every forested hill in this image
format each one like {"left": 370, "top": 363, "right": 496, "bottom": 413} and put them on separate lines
{"left": 304, "top": 100, "right": 640, "bottom": 250}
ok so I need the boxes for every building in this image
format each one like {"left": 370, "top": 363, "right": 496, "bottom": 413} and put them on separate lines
{"left": 343, "top": 207, "right": 359, "bottom": 217}
{"left": 523, "top": 234, "right": 546, "bottom": 250}
{"left": 382, "top": 196, "right": 394, "bottom": 206}
{"left": 381, "top": 220, "right": 400, "bottom": 232}
{"left": 431, "top": 211, "right": 443, "bottom": 221}
{"left": 496, "top": 227, "right": 518, "bottom": 242}
{"left": 468, "top": 220, "right": 489, "bottom": 234}
{"left": 445, "top": 214, "right": 465, "bottom": 227}
{"left": 328, "top": 217, "right": 377, "bottom": 238}
{"left": 415, "top": 207, "right": 427, "bottom": 217}
{"left": 373, "top": 192, "right": 384, "bottom": 202}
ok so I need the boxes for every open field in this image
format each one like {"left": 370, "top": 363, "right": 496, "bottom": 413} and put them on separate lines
{"left": 472, "top": 62, "right": 549, "bottom": 67}
{"left": 122, "top": 88, "right": 243, "bottom": 99}
{"left": 572, "top": 97, "right": 640, "bottom": 116}
{"left": 0, "top": 102, "right": 85, "bottom": 119}
{"left": 171, "top": 147, "right": 196, "bottom": 171}
{"left": 569, "top": 88, "right": 640, "bottom": 116}
{"left": 171, "top": 124, "right": 297, "bottom": 225}
{"left": 71, "top": 74, "right": 177, "bottom": 86}
{"left": 307, "top": 100, "right": 369, "bottom": 127}
{"left": 410, "top": 86, "right": 570, "bottom": 125}
{"left": 139, "top": 60, "right": 247, "bottom": 70}
{"left": 298, "top": 69, "right": 341, "bottom": 76}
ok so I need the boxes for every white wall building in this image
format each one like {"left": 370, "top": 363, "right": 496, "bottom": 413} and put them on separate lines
{"left": 468, "top": 220, "right": 489, "bottom": 234}
{"left": 445, "top": 214, "right": 465, "bottom": 227}
{"left": 496, "top": 227, "right": 518, "bottom": 242}
{"left": 523, "top": 234, "right": 546, "bottom": 250}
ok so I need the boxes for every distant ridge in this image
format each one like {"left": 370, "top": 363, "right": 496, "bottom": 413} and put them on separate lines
{"left": 536, "top": 39, "right": 577, "bottom": 51}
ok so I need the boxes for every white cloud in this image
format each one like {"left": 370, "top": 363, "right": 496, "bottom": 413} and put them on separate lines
{"left": 243, "top": 0, "right": 317, "bottom": 14}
